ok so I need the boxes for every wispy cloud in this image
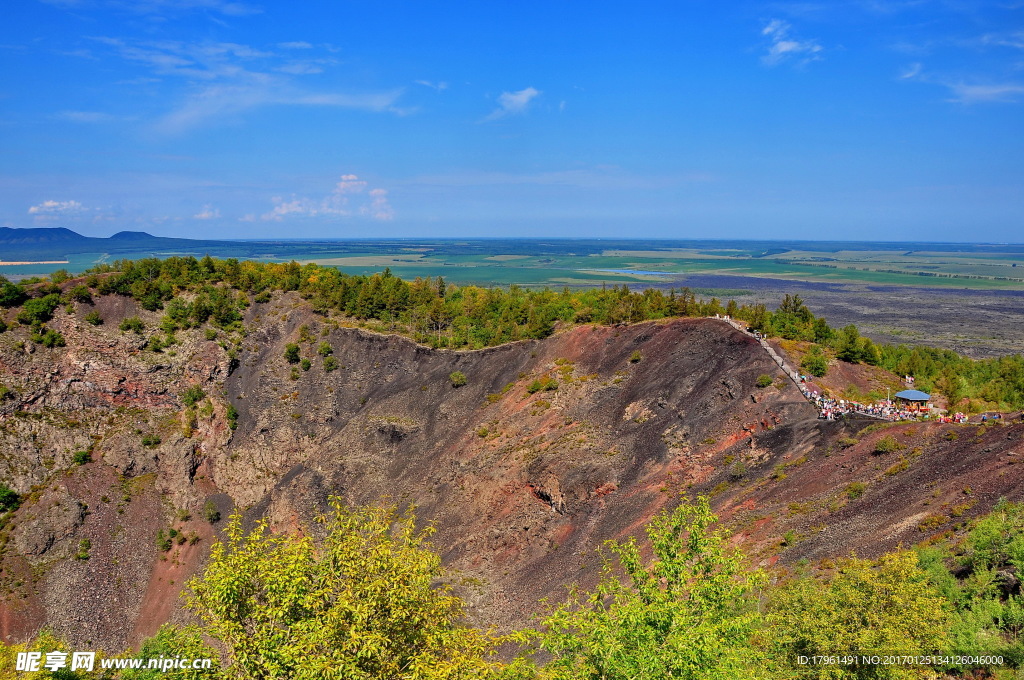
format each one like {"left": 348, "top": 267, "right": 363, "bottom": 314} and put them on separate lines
{"left": 483, "top": 86, "right": 541, "bottom": 121}
{"left": 260, "top": 174, "right": 394, "bottom": 222}
{"left": 415, "top": 80, "right": 449, "bottom": 91}
{"left": 28, "top": 199, "right": 85, "bottom": 214}
{"left": 88, "top": 37, "right": 404, "bottom": 133}
{"left": 41, "top": 0, "right": 261, "bottom": 17}
{"left": 945, "top": 81, "right": 1024, "bottom": 103}
{"left": 761, "top": 19, "right": 823, "bottom": 66}
{"left": 193, "top": 205, "right": 220, "bottom": 219}
{"left": 898, "top": 62, "right": 1024, "bottom": 103}
{"left": 278, "top": 41, "right": 313, "bottom": 50}
{"left": 55, "top": 110, "right": 122, "bottom": 123}
{"left": 900, "top": 62, "right": 923, "bottom": 79}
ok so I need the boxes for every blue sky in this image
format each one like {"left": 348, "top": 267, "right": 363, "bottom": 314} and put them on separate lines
{"left": 1, "top": 0, "right": 1022, "bottom": 242}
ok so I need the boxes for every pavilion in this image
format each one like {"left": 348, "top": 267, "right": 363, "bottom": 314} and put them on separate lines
{"left": 895, "top": 389, "right": 931, "bottom": 411}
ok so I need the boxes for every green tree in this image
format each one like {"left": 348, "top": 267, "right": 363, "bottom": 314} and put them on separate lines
{"left": 770, "top": 551, "right": 951, "bottom": 678}
{"left": 800, "top": 346, "right": 829, "bottom": 378}
{"left": 187, "top": 499, "right": 520, "bottom": 680}
{"left": 537, "top": 497, "right": 769, "bottom": 680}
{"left": 283, "top": 343, "right": 300, "bottom": 364}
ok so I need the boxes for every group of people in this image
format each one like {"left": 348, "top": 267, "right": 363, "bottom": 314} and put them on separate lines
{"left": 803, "top": 389, "right": 936, "bottom": 422}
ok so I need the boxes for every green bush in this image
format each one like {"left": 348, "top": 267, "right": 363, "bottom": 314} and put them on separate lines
{"left": 75, "top": 538, "right": 91, "bottom": 560}
{"left": 72, "top": 450, "right": 91, "bottom": 465}
{"left": 31, "top": 327, "right": 66, "bottom": 348}
{"left": 203, "top": 500, "right": 221, "bottom": 524}
{"left": 181, "top": 386, "right": 206, "bottom": 407}
{"left": 846, "top": 481, "right": 867, "bottom": 499}
{"left": 756, "top": 374, "right": 773, "bottom": 388}
{"left": 0, "top": 484, "right": 21, "bottom": 512}
{"left": 84, "top": 310, "right": 103, "bottom": 325}
{"left": 16, "top": 294, "right": 61, "bottom": 325}
{"left": 301, "top": 358, "right": 312, "bottom": 372}
{"left": 874, "top": 435, "right": 903, "bottom": 454}
{"left": 67, "top": 285, "right": 92, "bottom": 303}
{"left": 526, "top": 376, "right": 558, "bottom": 394}
{"left": 800, "top": 347, "right": 829, "bottom": 378}
{"left": 156, "top": 529, "right": 173, "bottom": 552}
{"left": 284, "top": 343, "right": 300, "bottom": 364}
{"left": 629, "top": 350, "right": 643, "bottom": 363}
{"left": 323, "top": 356, "right": 339, "bottom": 372}
{"left": 119, "top": 316, "right": 145, "bottom": 333}
{"left": 449, "top": 371, "right": 467, "bottom": 387}
{"left": 0, "top": 278, "right": 27, "bottom": 308}
{"left": 142, "top": 433, "right": 161, "bottom": 448}
{"left": 318, "top": 341, "right": 333, "bottom": 357}
{"left": 226, "top": 403, "right": 239, "bottom": 430}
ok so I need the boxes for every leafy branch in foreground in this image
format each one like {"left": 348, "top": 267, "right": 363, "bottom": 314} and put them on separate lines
{"left": 535, "top": 496, "right": 769, "bottom": 680}
{"left": 187, "top": 499, "right": 527, "bottom": 680}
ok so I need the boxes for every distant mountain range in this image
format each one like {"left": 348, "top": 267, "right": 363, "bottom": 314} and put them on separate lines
{"left": 0, "top": 227, "right": 239, "bottom": 262}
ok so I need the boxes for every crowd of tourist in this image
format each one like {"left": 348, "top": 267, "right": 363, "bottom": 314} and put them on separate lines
{"left": 801, "top": 387, "right": 966, "bottom": 422}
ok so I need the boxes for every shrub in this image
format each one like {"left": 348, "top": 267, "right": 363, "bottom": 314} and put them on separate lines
{"left": 846, "top": 482, "right": 867, "bottom": 499}
{"left": 629, "top": 350, "right": 643, "bottom": 363}
{"left": 284, "top": 343, "right": 300, "bottom": 364}
{"left": 800, "top": 348, "right": 829, "bottom": 378}
{"left": 84, "top": 310, "right": 103, "bottom": 325}
{"left": 301, "top": 358, "right": 312, "bottom": 372}
{"left": 203, "top": 500, "right": 222, "bottom": 524}
{"left": 181, "top": 386, "right": 206, "bottom": 408}
{"left": 141, "top": 433, "right": 161, "bottom": 448}
{"left": 67, "top": 285, "right": 92, "bottom": 303}
{"left": 318, "top": 341, "right": 333, "bottom": 356}
{"left": 31, "top": 327, "right": 65, "bottom": 348}
{"left": 119, "top": 316, "right": 145, "bottom": 333}
{"left": 756, "top": 374, "right": 773, "bottom": 388}
{"left": 0, "top": 484, "right": 20, "bottom": 512}
{"left": 526, "top": 375, "right": 559, "bottom": 394}
{"left": 72, "top": 450, "right": 91, "bottom": 465}
{"left": 16, "top": 294, "right": 60, "bottom": 325}
{"left": 874, "top": 435, "right": 903, "bottom": 454}
{"left": 0, "top": 278, "right": 26, "bottom": 308}
{"left": 204, "top": 328, "right": 218, "bottom": 340}
{"left": 323, "top": 356, "right": 339, "bottom": 372}
{"left": 449, "top": 371, "right": 467, "bottom": 388}
{"left": 0, "top": 318, "right": 6, "bottom": 334}
{"left": 75, "top": 538, "right": 91, "bottom": 560}
{"left": 837, "top": 437, "right": 859, "bottom": 449}
{"left": 226, "top": 403, "right": 239, "bottom": 430}
{"left": 156, "top": 529, "right": 173, "bottom": 552}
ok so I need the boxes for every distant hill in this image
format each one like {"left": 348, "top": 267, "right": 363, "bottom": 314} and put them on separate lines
{"left": 0, "top": 227, "right": 245, "bottom": 263}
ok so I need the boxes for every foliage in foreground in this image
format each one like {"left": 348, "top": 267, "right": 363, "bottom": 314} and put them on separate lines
{"left": 187, "top": 500, "right": 522, "bottom": 680}
{"left": 536, "top": 497, "right": 769, "bottom": 679}
{"left": 8, "top": 499, "right": 1024, "bottom": 678}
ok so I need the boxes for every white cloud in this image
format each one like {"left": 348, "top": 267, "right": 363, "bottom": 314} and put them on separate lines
{"left": 483, "top": 86, "right": 541, "bottom": 121}
{"left": 415, "top": 80, "right": 449, "bottom": 91}
{"left": 28, "top": 200, "right": 84, "bottom": 214}
{"left": 194, "top": 205, "right": 221, "bottom": 219}
{"left": 260, "top": 174, "right": 393, "bottom": 222}
{"left": 90, "top": 37, "right": 405, "bottom": 133}
{"left": 55, "top": 110, "right": 120, "bottom": 123}
{"left": 761, "top": 19, "right": 823, "bottom": 66}
{"left": 945, "top": 82, "right": 1024, "bottom": 103}
{"left": 42, "top": 0, "right": 261, "bottom": 17}
{"left": 278, "top": 41, "right": 313, "bottom": 50}
{"left": 900, "top": 62, "right": 923, "bottom": 79}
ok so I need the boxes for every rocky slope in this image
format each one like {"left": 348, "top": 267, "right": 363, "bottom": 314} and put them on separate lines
{"left": 0, "top": 290, "right": 1021, "bottom": 650}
